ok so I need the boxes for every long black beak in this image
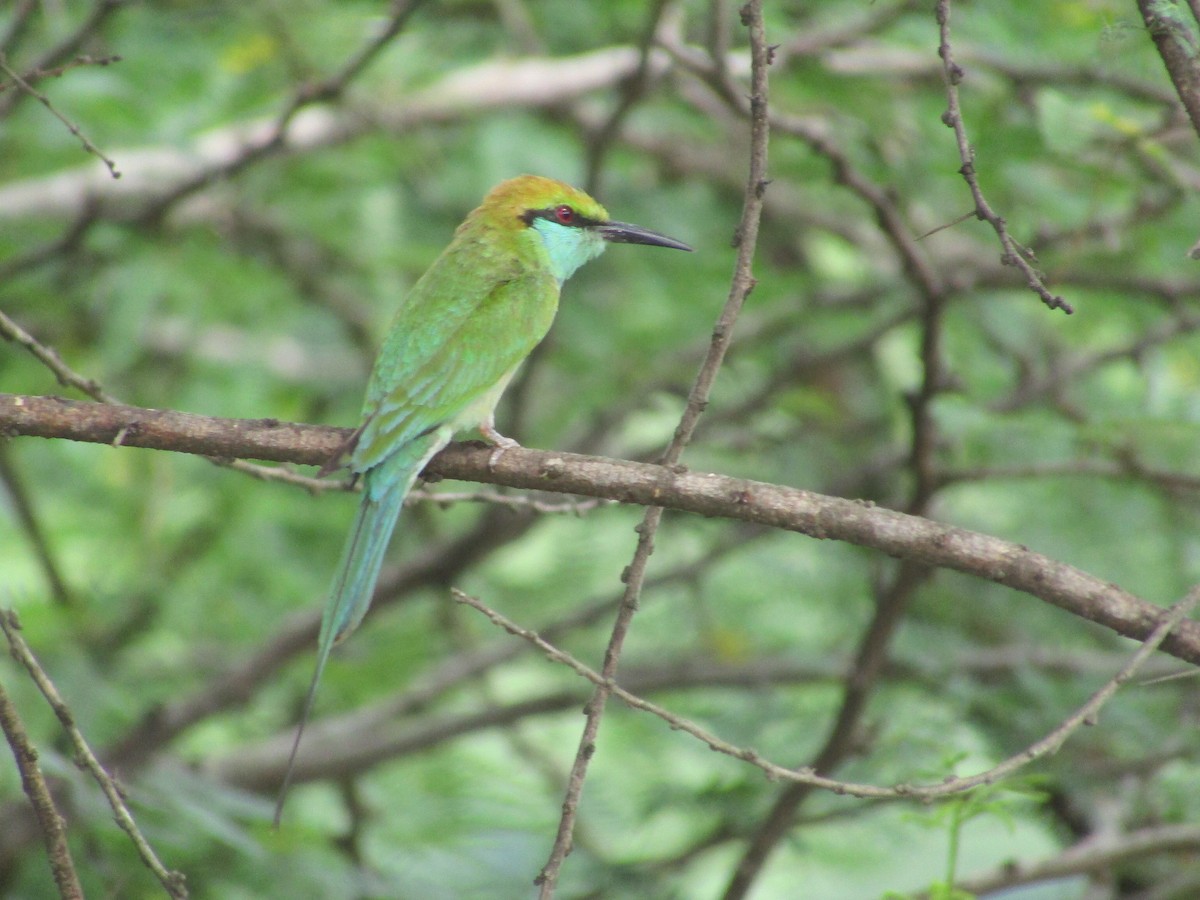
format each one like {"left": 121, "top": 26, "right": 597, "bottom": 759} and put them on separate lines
{"left": 597, "top": 220, "right": 693, "bottom": 252}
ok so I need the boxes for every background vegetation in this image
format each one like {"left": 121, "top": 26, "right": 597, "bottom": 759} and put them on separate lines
{"left": 3, "top": 1, "right": 1200, "bottom": 897}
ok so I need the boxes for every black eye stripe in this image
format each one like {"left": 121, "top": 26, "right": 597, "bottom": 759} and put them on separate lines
{"left": 520, "top": 207, "right": 600, "bottom": 228}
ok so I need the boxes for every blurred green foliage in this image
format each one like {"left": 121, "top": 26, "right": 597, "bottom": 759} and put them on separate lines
{"left": 3, "top": 1, "right": 1200, "bottom": 898}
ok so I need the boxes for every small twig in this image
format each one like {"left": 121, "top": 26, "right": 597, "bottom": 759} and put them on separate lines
{"left": 948, "top": 822, "right": 1200, "bottom": 898}
{"left": 915, "top": 209, "right": 975, "bottom": 240}
{"left": 0, "top": 0, "right": 124, "bottom": 120}
{"left": 412, "top": 488, "right": 611, "bottom": 515}
{"left": 1, "top": 609, "right": 189, "bottom": 899}
{"left": 286, "top": 0, "right": 427, "bottom": 111}
{"left": 212, "top": 457, "right": 347, "bottom": 492}
{"left": 896, "top": 587, "right": 1200, "bottom": 797}
{"left": 0, "top": 53, "right": 121, "bottom": 178}
{"left": 0, "top": 660, "right": 84, "bottom": 899}
{"left": 0, "top": 308, "right": 118, "bottom": 403}
{"left": 0, "top": 54, "right": 122, "bottom": 93}
{"left": 934, "top": 0, "right": 1072, "bottom": 314}
{"left": 453, "top": 585, "right": 1198, "bottom": 801}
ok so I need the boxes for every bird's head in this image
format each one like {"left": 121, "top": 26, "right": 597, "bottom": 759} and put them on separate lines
{"left": 472, "top": 174, "right": 692, "bottom": 283}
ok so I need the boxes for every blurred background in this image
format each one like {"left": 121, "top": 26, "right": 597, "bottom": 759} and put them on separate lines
{"left": 2, "top": 1, "right": 1200, "bottom": 897}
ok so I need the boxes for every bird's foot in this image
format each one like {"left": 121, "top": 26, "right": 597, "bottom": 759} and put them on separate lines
{"left": 480, "top": 418, "right": 521, "bottom": 470}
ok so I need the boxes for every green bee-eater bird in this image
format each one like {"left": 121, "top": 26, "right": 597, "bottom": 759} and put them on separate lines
{"left": 274, "top": 174, "right": 691, "bottom": 822}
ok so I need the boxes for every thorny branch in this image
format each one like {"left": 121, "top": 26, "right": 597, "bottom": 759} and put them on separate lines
{"left": 935, "top": 0, "right": 1073, "bottom": 314}
{"left": 0, "top": 54, "right": 122, "bottom": 94}
{"left": 0, "top": 54, "right": 121, "bottom": 178}
{"left": 0, "top": 656, "right": 84, "bottom": 900}
{"left": 194, "top": 534, "right": 760, "bottom": 791}
{"left": 454, "top": 586, "right": 1197, "bottom": 801}
{"left": 536, "top": 3, "right": 770, "bottom": 892}
{"left": 0, "top": 0, "right": 123, "bottom": 120}
{"left": 2, "top": 610, "right": 188, "bottom": 898}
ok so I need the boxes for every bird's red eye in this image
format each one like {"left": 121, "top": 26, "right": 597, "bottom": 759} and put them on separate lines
{"left": 554, "top": 205, "right": 575, "bottom": 225}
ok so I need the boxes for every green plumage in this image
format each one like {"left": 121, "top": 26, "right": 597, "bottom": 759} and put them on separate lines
{"left": 354, "top": 236, "right": 559, "bottom": 471}
{"left": 275, "top": 175, "right": 691, "bottom": 824}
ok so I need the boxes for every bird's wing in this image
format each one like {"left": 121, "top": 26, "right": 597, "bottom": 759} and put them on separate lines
{"left": 348, "top": 238, "right": 558, "bottom": 475}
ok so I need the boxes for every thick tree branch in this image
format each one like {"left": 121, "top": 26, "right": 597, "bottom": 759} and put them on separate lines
{"left": 0, "top": 392, "right": 345, "bottom": 467}
{"left": 3, "top": 392, "right": 1199, "bottom": 665}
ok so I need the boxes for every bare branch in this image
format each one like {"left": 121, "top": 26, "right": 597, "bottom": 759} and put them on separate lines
{"left": 0, "top": 310, "right": 118, "bottom": 403}
{"left": 202, "top": 535, "right": 758, "bottom": 791}
{"left": 537, "top": 3, "right": 771, "bottom": 892}
{"left": 0, "top": 54, "right": 122, "bottom": 94}
{"left": 1138, "top": 0, "right": 1200, "bottom": 142}
{"left": 3, "top": 392, "right": 1200, "bottom": 665}
{"left": 1, "top": 610, "right": 187, "bottom": 898}
{"left": 582, "top": 0, "right": 674, "bottom": 194}
{"left": 0, "top": 0, "right": 124, "bottom": 120}
{"left": 947, "top": 823, "right": 1200, "bottom": 897}
{"left": 0, "top": 648, "right": 84, "bottom": 900}
{"left": 0, "top": 391, "right": 345, "bottom": 466}
{"left": 0, "top": 53, "right": 121, "bottom": 178}
{"left": 935, "top": 0, "right": 1073, "bottom": 313}
{"left": 452, "top": 585, "right": 1197, "bottom": 801}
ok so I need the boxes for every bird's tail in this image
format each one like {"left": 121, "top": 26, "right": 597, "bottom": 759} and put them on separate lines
{"left": 319, "top": 471, "right": 410, "bottom": 652}
{"left": 274, "top": 432, "right": 445, "bottom": 826}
